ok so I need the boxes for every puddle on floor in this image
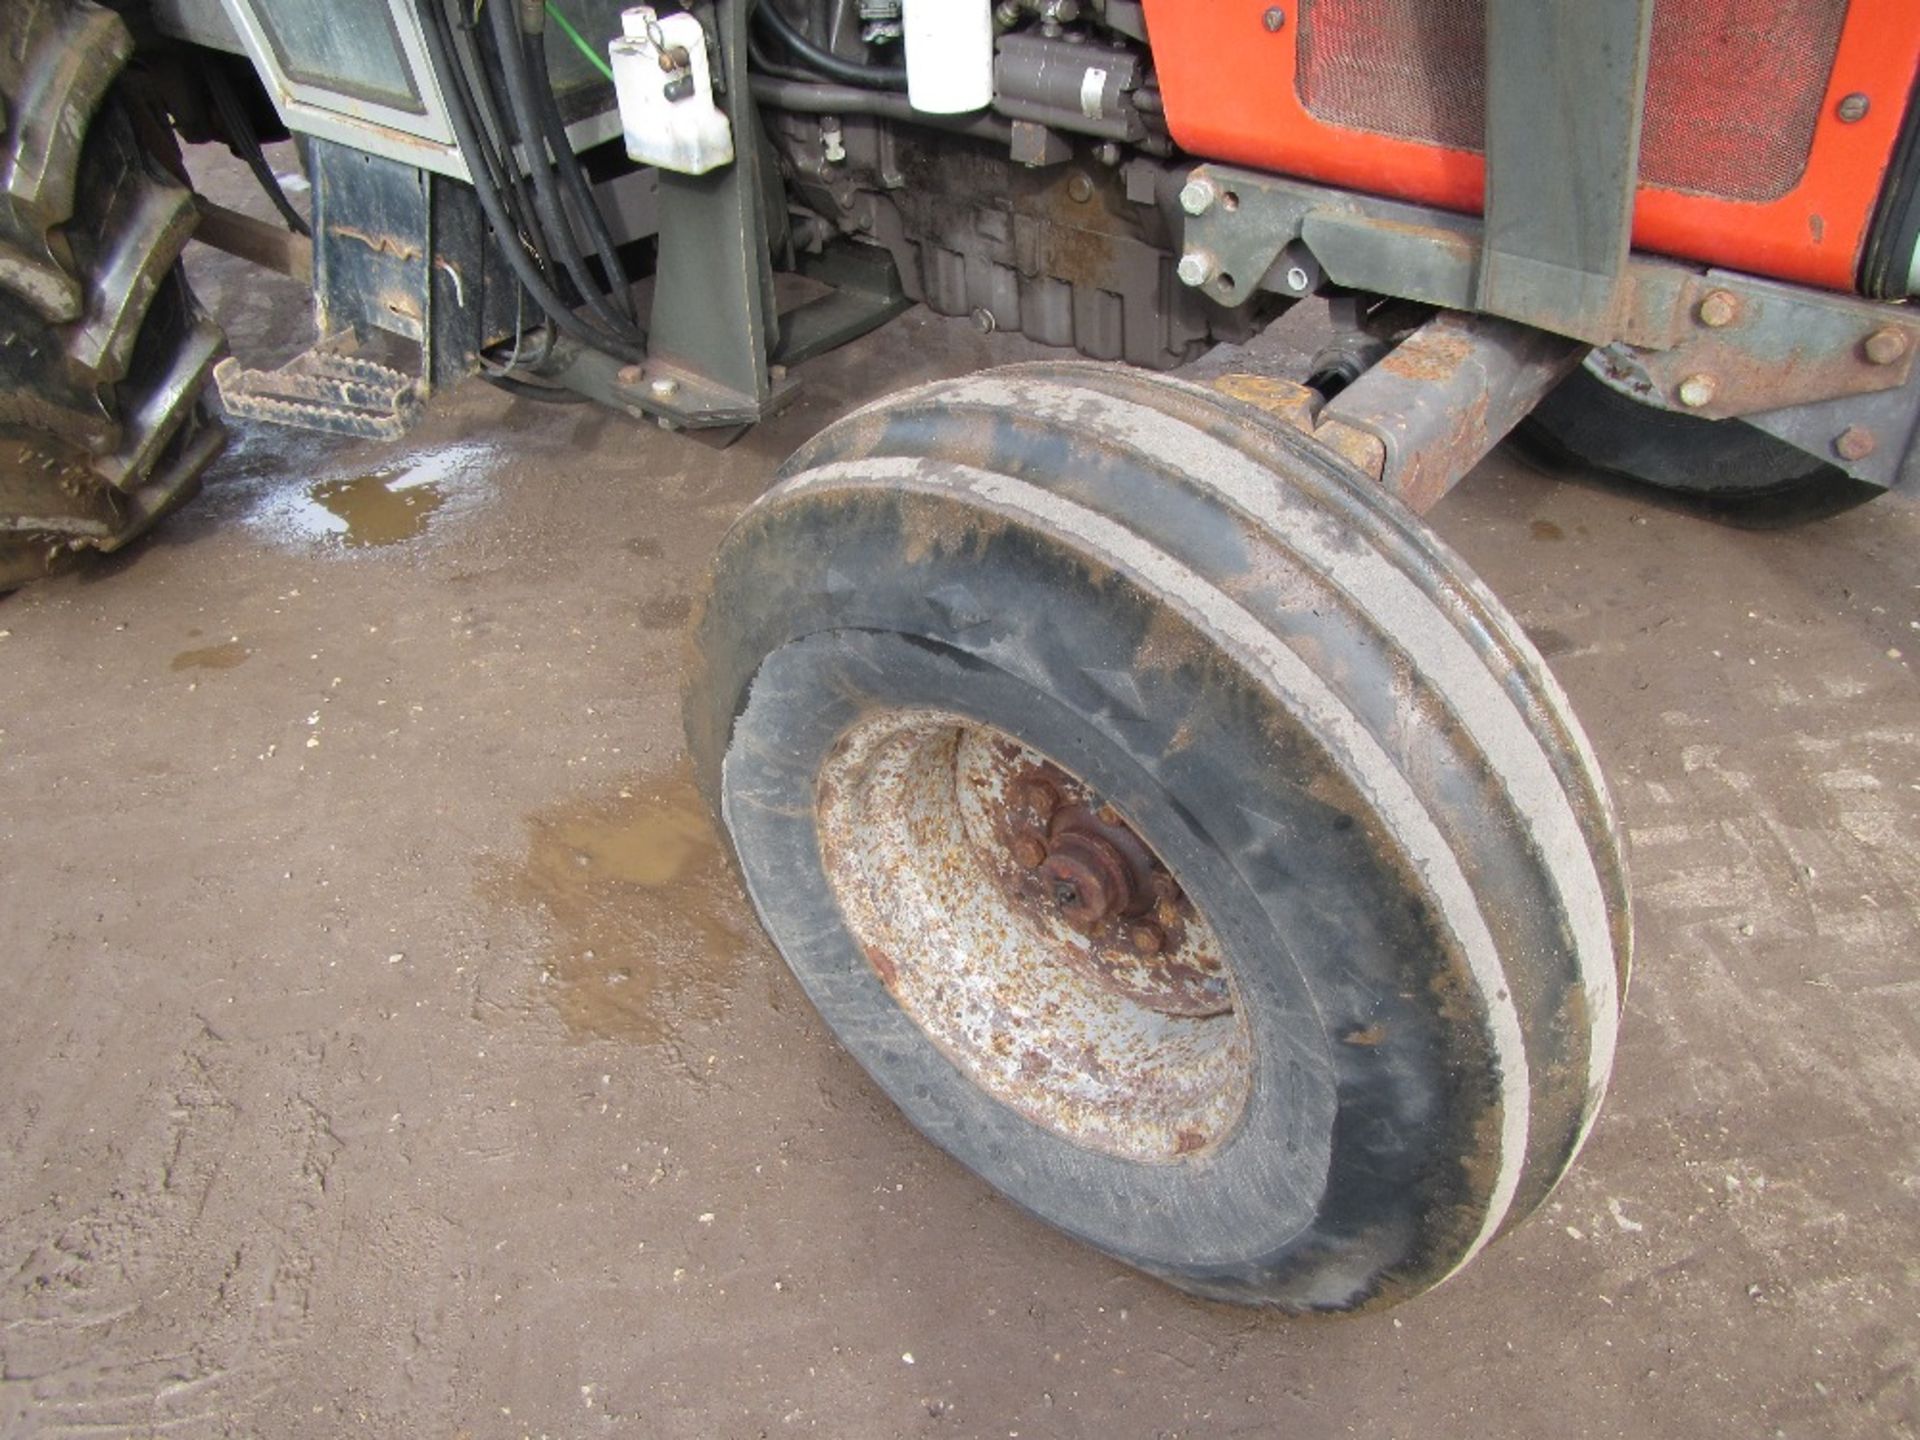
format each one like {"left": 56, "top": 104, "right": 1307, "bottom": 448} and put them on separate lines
{"left": 238, "top": 440, "right": 496, "bottom": 550}
{"left": 499, "top": 772, "right": 747, "bottom": 1044}
{"left": 170, "top": 640, "right": 249, "bottom": 671}
{"left": 310, "top": 469, "right": 447, "bottom": 548}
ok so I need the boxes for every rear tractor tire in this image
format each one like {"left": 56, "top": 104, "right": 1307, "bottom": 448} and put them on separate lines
{"left": 1518, "top": 364, "right": 1881, "bottom": 525}
{"left": 688, "top": 362, "right": 1632, "bottom": 1311}
{"left": 0, "top": 0, "right": 226, "bottom": 591}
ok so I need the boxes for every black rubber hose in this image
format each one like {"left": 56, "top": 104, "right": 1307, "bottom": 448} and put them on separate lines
{"left": 483, "top": 372, "right": 593, "bottom": 403}
{"left": 205, "top": 62, "right": 310, "bottom": 236}
{"left": 749, "top": 75, "right": 1011, "bottom": 143}
{"left": 525, "top": 29, "right": 638, "bottom": 325}
{"left": 414, "top": 0, "right": 643, "bottom": 362}
{"left": 467, "top": 0, "right": 627, "bottom": 349}
{"left": 441, "top": 0, "right": 553, "bottom": 270}
{"left": 483, "top": 0, "right": 642, "bottom": 343}
{"left": 755, "top": 1, "right": 906, "bottom": 90}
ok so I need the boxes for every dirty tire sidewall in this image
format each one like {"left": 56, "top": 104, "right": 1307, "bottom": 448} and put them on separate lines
{"left": 699, "top": 472, "right": 1521, "bottom": 1311}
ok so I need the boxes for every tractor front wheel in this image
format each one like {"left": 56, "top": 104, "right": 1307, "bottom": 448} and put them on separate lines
{"left": 688, "top": 363, "right": 1631, "bottom": 1310}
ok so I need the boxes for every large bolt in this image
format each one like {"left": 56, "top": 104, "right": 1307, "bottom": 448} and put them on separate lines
{"left": 1262, "top": 6, "right": 1286, "bottom": 31}
{"left": 1130, "top": 922, "right": 1165, "bottom": 956}
{"left": 1697, "top": 290, "right": 1738, "bottom": 328}
{"left": 1178, "top": 176, "right": 1218, "bottom": 216}
{"left": 650, "top": 376, "right": 680, "bottom": 400}
{"left": 1012, "top": 833, "right": 1049, "bottom": 870}
{"left": 1677, "top": 374, "right": 1717, "bottom": 409}
{"left": 1836, "top": 92, "right": 1870, "bottom": 123}
{"left": 1067, "top": 173, "right": 1095, "bottom": 204}
{"left": 1177, "top": 250, "right": 1218, "bottom": 288}
{"left": 1018, "top": 779, "right": 1060, "bottom": 816}
{"left": 1835, "top": 426, "right": 1877, "bottom": 461}
{"left": 1865, "top": 328, "right": 1908, "bottom": 366}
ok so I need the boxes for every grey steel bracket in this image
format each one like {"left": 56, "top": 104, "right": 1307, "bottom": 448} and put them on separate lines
{"left": 643, "top": 0, "right": 783, "bottom": 426}
{"left": 773, "top": 241, "right": 913, "bottom": 368}
{"left": 1475, "top": 0, "right": 1654, "bottom": 344}
{"left": 1176, "top": 167, "right": 1920, "bottom": 424}
{"left": 534, "top": 337, "right": 799, "bottom": 430}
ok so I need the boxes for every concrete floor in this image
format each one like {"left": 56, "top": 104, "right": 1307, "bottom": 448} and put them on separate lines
{"left": 2, "top": 157, "right": 1918, "bottom": 1438}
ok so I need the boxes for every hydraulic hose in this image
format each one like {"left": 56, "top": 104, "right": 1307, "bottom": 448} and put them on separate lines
{"left": 755, "top": 1, "right": 906, "bottom": 90}
{"left": 748, "top": 75, "right": 1011, "bottom": 143}
{"left": 525, "top": 28, "right": 638, "bottom": 325}
{"left": 483, "top": 0, "right": 643, "bottom": 344}
{"left": 414, "top": 0, "right": 644, "bottom": 362}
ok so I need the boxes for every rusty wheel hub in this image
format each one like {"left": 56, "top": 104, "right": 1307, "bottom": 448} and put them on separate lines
{"left": 814, "top": 710, "right": 1250, "bottom": 1163}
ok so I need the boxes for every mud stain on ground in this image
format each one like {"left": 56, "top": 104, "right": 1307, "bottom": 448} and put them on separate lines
{"left": 499, "top": 772, "right": 747, "bottom": 1044}
{"left": 310, "top": 469, "right": 447, "bottom": 548}
{"left": 1531, "top": 519, "right": 1566, "bottom": 541}
{"left": 170, "top": 641, "right": 250, "bottom": 672}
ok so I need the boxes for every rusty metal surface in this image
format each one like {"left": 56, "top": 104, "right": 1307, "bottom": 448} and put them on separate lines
{"left": 213, "top": 348, "right": 421, "bottom": 441}
{"left": 1316, "top": 312, "right": 1585, "bottom": 513}
{"left": 1592, "top": 268, "right": 1920, "bottom": 421}
{"left": 1178, "top": 163, "right": 1920, "bottom": 423}
{"left": 1209, "top": 312, "right": 1582, "bottom": 514}
{"left": 813, "top": 710, "right": 1250, "bottom": 1163}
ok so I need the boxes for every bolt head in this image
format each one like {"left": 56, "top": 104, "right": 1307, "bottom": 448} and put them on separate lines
{"left": 971, "top": 307, "right": 997, "bottom": 334}
{"left": 1697, "top": 290, "right": 1738, "bottom": 328}
{"left": 1018, "top": 779, "right": 1059, "bottom": 816}
{"left": 650, "top": 376, "right": 679, "bottom": 399}
{"left": 616, "top": 364, "right": 643, "bottom": 385}
{"left": 1864, "top": 327, "right": 1908, "bottom": 366}
{"left": 1285, "top": 265, "right": 1312, "bottom": 293}
{"left": 1177, "top": 250, "right": 1217, "bottom": 287}
{"left": 1835, "top": 426, "right": 1877, "bottom": 461}
{"left": 1837, "top": 92, "right": 1870, "bottom": 123}
{"left": 1677, "top": 374, "right": 1717, "bottom": 409}
{"left": 1130, "top": 923, "right": 1165, "bottom": 956}
{"left": 1067, "top": 173, "right": 1095, "bottom": 204}
{"left": 1178, "top": 176, "right": 1217, "bottom": 216}
{"left": 1262, "top": 6, "right": 1286, "bottom": 31}
{"left": 1012, "top": 833, "right": 1049, "bottom": 870}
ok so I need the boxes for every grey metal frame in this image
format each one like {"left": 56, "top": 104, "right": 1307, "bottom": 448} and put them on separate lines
{"left": 1178, "top": 169, "right": 1920, "bottom": 490}
{"left": 1476, "top": 0, "right": 1655, "bottom": 344}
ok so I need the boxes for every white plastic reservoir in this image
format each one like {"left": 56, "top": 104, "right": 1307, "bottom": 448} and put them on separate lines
{"left": 611, "top": 6, "right": 735, "bottom": 175}
{"left": 902, "top": 0, "right": 994, "bottom": 115}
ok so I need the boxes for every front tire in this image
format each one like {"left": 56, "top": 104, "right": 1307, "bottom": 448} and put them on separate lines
{"left": 688, "top": 363, "right": 1631, "bottom": 1310}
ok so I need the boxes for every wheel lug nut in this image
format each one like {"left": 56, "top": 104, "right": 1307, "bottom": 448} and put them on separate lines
{"left": 1130, "top": 922, "right": 1165, "bottom": 956}
{"left": 1019, "top": 779, "right": 1059, "bottom": 816}
{"left": 1012, "top": 833, "right": 1049, "bottom": 869}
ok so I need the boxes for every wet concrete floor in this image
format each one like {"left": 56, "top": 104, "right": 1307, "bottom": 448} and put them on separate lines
{"left": 0, "top": 152, "right": 1916, "bottom": 1438}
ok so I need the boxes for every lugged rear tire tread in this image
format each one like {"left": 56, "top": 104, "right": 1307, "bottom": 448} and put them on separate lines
{"left": 0, "top": 0, "right": 226, "bottom": 591}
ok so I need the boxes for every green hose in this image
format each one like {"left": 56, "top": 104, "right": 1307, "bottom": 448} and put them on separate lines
{"left": 545, "top": 1, "right": 615, "bottom": 82}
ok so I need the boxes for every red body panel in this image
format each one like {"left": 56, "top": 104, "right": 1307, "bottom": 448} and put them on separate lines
{"left": 1141, "top": 0, "right": 1920, "bottom": 291}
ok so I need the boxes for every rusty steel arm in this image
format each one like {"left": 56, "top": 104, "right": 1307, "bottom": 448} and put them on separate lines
{"left": 1317, "top": 312, "right": 1586, "bottom": 513}
{"left": 1213, "top": 310, "right": 1585, "bottom": 515}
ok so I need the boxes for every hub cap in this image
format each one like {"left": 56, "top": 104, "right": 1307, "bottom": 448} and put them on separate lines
{"left": 814, "top": 711, "right": 1252, "bottom": 1163}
